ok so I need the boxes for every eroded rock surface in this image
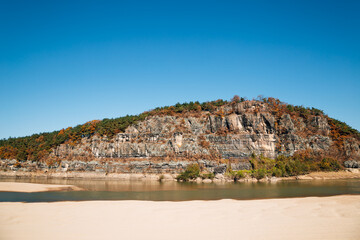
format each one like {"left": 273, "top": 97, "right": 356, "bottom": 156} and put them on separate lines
{"left": 52, "top": 102, "right": 339, "bottom": 163}
{"left": 3, "top": 101, "right": 359, "bottom": 176}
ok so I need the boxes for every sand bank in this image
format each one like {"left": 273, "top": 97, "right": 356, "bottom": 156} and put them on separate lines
{"left": 0, "top": 182, "right": 82, "bottom": 192}
{"left": 0, "top": 195, "right": 359, "bottom": 240}
{"left": 301, "top": 170, "right": 360, "bottom": 179}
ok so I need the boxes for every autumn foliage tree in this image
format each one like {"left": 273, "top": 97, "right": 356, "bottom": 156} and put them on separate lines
{"left": 231, "top": 95, "right": 241, "bottom": 103}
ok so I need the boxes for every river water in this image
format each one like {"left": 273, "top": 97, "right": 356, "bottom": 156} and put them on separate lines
{"left": 1, "top": 178, "right": 360, "bottom": 202}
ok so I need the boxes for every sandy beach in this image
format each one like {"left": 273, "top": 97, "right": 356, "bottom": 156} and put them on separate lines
{"left": 0, "top": 194, "right": 359, "bottom": 240}
{"left": 0, "top": 182, "right": 82, "bottom": 192}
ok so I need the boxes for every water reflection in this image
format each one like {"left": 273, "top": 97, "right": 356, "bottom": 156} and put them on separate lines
{"left": 0, "top": 178, "right": 359, "bottom": 202}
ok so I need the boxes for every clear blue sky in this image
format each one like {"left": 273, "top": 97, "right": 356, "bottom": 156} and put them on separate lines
{"left": 1, "top": 0, "right": 359, "bottom": 139}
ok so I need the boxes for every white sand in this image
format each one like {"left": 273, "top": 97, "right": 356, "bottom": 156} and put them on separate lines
{"left": 0, "top": 182, "right": 82, "bottom": 192}
{"left": 0, "top": 195, "right": 359, "bottom": 240}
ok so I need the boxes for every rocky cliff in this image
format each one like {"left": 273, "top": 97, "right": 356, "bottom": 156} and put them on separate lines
{"left": 53, "top": 100, "right": 359, "bottom": 162}
{"left": 1, "top": 98, "right": 359, "bottom": 175}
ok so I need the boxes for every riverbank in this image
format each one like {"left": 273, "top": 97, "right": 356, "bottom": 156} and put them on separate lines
{"left": 1, "top": 169, "right": 360, "bottom": 182}
{"left": 0, "top": 182, "right": 82, "bottom": 192}
{"left": 0, "top": 195, "right": 359, "bottom": 240}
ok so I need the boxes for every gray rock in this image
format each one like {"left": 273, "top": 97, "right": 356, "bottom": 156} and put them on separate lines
{"left": 213, "top": 164, "right": 227, "bottom": 174}
{"left": 344, "top": 160, "right": 360, "bottom": 168}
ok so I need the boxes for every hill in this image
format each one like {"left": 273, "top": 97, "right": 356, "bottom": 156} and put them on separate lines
{"left": 0, "top": 96, "right": 359, "bottom": 177}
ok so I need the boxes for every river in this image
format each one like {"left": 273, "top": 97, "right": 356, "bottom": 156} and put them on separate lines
{"left": 0, "top": 178, "right": 359, "bottom": 202}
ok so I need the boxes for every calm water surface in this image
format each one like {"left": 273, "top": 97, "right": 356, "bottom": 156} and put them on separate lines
{"left": 1, "top": 178, "right": 360, "bottom": 202}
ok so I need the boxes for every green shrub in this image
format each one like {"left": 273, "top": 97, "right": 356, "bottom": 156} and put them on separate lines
{"left": 225, "top": 169, "right": 249, "bottom": 181}
{"left": 273, "top": 156, "right": 311, "bottom": 177}
{"left": 249, "top": 155, "right": 258, "bottom": 169}
{"left": 176, "top": 164, "right": 200, "bottom": 182}
{"left": 319, "top": 158, "right": 341, "bottom": 171}
{"left": 271, "top": 167, "right": 283, "bottom": 177}
{"left": 251, "top": 169, "right": 267, "bottom": 180}
{"left": 201, "top": 172, "right": 215, "bottom": 180}
{"left": 233, "top": 170, "right": 247, "bottom": 181}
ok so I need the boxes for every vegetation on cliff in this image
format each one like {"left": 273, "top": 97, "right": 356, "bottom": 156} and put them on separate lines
{"left": 0, "top": 96, "right": 359, "bottom": 164}
{"left": 175, "top": 152, "right": 342, "bottom": 181}
{"left": 247, "top": 153, "right": 342, "bottom": 179}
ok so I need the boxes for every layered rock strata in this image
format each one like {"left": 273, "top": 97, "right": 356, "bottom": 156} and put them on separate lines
{"left": 2, "top": 101, "right": 360, "bottom": 175}
{"left": 53, "top": 105, "right": 336, "bottom": 161}
{"left": 0, "top": 159, "right": 251, "bottom": 174}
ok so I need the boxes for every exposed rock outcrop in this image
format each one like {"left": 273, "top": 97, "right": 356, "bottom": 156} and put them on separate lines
{"left": 52, "top": 102, "right": 338, "bottom": 162}
{"left": 344, "top": 160, "right": 360, "bottom": 168}
{"left": 0, "top": 158, "right": 251, "bottom": 174}
{"left": 1, "top": 100, "right": 359, "bottom": 175}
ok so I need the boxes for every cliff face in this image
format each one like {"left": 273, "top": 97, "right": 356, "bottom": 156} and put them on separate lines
{"left": 52, "top": 101, "right": 358, "bottom": 162}
{"left": 1, "top": 99, "right": 360, "bottom": 175}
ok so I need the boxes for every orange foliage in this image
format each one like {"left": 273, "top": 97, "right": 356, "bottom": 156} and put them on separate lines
{"left": 328, "top": 120, "right": 348, "bottom": 149}
{"left": 0, "top": 146, "right": 18, "bottom": 159}
{"left": 36, "top": 135, "right": 44, "bottom": 143}
{"left": 58, "top": 129, "right": 65, "bottom": 135}
{"left": 199, "top": 140, "right": 210, "bottom": 148}
{"left": 198, "top": 135, "right": 210, "bottom": 148}
{"left": 37, "top": 149, "right": 50, "bottom": 160}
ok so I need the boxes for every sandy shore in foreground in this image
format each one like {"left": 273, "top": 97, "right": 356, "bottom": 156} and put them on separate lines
{"left": 0, "top": 195, "right": 359, "bottom": 240}
{"left": 0, "top": 182, "right": 82, "bottom": 192}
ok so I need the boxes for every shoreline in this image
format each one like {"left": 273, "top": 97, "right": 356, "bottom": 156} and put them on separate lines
{"left": 0, "top": 195, "right": 359, "bottom": 240}
{"left": 1, "top": 181, "right": 359, "bottom": 202}
{"left": 1, "top": 169, "right": 360, "bottom": 182}
{"left": 0, "top": 182, "right": 82, "bottom": 193}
